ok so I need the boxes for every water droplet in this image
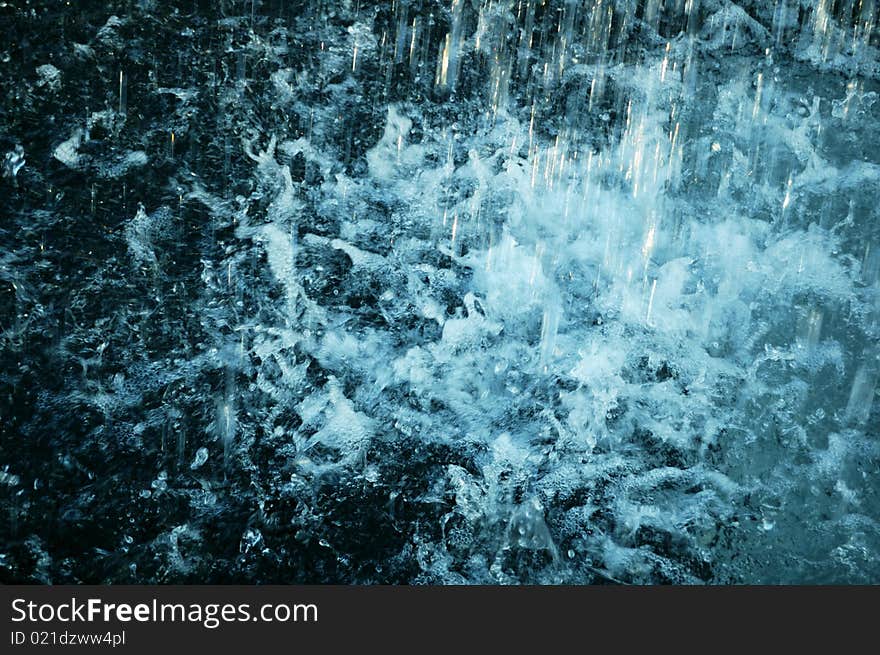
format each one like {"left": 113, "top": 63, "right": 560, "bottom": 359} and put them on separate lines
{"left": 190, "top": 447, "right": 209, "bottom": 470}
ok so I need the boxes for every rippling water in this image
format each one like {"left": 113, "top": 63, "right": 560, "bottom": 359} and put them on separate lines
{"left": 1, "top": 0, "right": 878, "bottom": 584}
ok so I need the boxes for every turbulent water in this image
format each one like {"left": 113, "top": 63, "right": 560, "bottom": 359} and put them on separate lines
{"left": 1, "top": 0, "right": 878, "bottom": 584}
